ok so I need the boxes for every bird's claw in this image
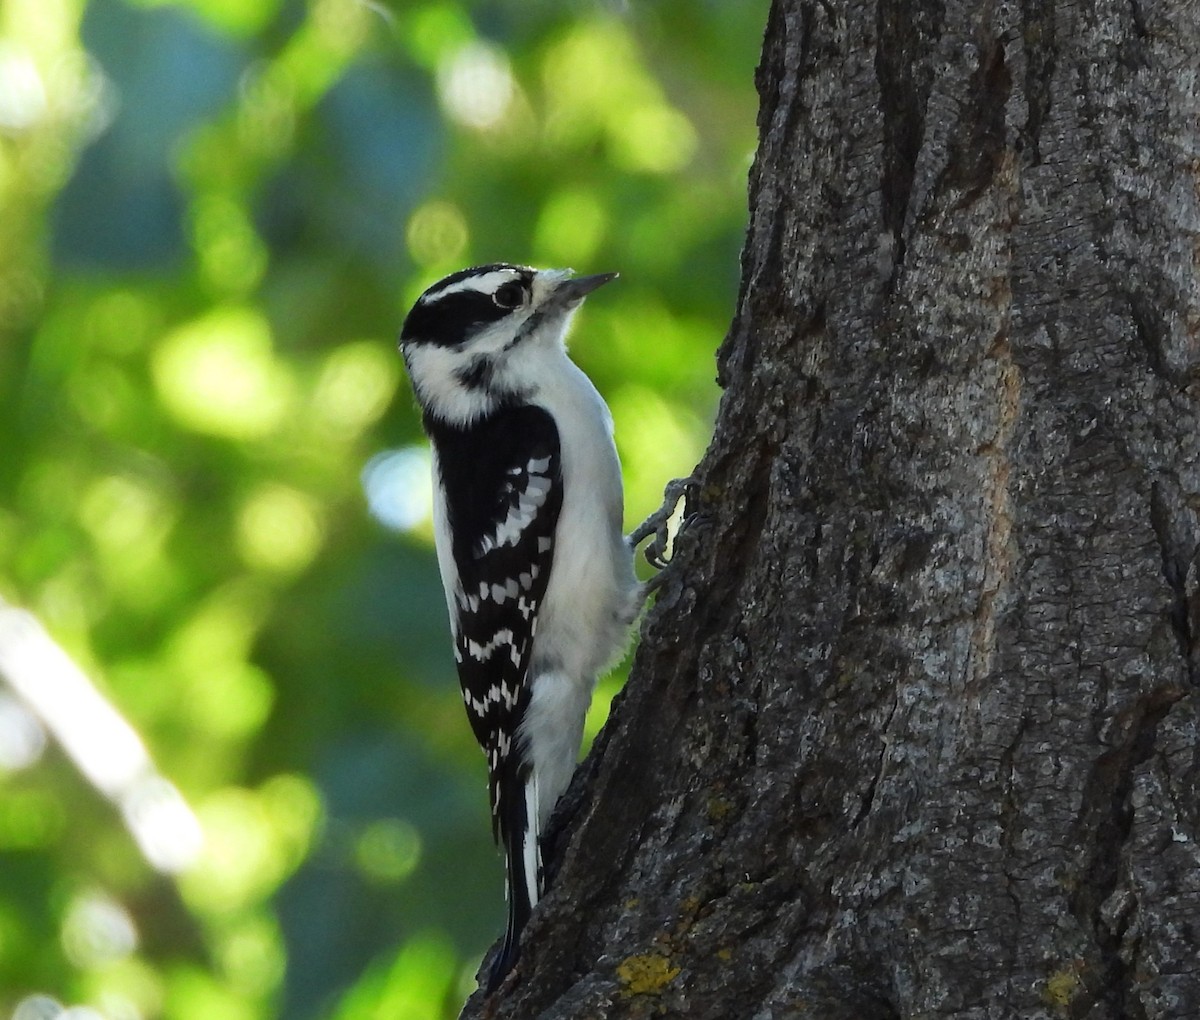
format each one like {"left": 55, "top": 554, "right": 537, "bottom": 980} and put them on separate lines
{"left": 628, "top": 476, "right": 696, "bottom": 572}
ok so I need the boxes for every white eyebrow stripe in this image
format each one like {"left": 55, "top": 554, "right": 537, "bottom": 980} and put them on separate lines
{"left": 420, "top": 270, "right": 521, "bottom": 304}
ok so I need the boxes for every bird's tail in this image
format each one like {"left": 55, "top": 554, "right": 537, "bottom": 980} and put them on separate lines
{"left": 487, "top": 770, "right": 542, "bottom": 993}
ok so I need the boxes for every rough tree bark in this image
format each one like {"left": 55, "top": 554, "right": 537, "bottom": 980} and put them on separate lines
{"left": 462, "top": 1, "right": 1200, "bottom": 1017}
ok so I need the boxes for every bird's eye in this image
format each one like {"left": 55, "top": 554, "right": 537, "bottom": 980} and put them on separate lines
{"left": 492, "top": 281, "right": 525, "bottom": 310}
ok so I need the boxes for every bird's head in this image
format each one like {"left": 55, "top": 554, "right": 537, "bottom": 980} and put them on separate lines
{"left": 399, "top": 264, "right": 616, "bottom": 426}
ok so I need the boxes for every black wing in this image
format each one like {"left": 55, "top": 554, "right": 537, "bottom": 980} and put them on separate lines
{"left": 427, "top": 404, "right": 562, "bottom": 834}
{"left": 429, "top": 404, "right": 562, "bottom": 989}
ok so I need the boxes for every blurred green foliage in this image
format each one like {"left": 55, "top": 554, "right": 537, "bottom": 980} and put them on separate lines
{"left": 0, "top": 0, "right": 763, "bottom": 1016}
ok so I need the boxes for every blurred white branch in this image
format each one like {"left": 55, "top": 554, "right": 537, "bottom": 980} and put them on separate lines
{"left": 0, "top": 600, "right": 202, "bottom": 873}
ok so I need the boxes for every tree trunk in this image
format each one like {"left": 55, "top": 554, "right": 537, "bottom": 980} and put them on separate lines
{"left": 461, "top": 1, "right": 1200, "bottom": 1016}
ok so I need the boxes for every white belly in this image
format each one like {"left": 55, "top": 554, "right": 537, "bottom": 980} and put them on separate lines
{"left": 521, "top": 355, "right": 637, "bottom": 825}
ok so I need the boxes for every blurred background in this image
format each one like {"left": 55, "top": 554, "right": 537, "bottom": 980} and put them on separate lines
{"left": 0, "top": 0, "right": 763, "bottom": 1016}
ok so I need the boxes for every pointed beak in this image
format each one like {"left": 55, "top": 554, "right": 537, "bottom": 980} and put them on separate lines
{"left": 554, "top": 271, "right": 619, "bottom": 303}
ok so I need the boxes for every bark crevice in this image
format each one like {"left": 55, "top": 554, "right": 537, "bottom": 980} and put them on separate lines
{"left": 1071, "top": 685, "right": 1181, "bottom": 1019}
{"left": 874, "top": 0, "right": 942, "bottom": 292}
{"left": 1150, "top": 481, "right": 1199, "bottom": 686}
{"left": 1017, "top": 0, "right": 1056, "bottom": 160}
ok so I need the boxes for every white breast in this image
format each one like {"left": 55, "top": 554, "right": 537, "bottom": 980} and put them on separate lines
{"left": 530, "top": 351, "right": 637, "bottom": 679}
{"left": 508, "top": 344, "right": 638, "bottom": 828}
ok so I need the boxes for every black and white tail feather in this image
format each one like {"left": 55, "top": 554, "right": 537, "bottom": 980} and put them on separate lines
{"left": 400, "top": 264, "right": 642, "bottom": 993}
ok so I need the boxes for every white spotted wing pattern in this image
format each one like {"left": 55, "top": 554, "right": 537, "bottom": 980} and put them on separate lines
{"left": 430, "top": 404, "right": 562, "bottom": 847}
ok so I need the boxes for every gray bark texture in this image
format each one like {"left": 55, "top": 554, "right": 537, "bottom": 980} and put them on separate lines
{"left": 461, "top": 0, "right": 1200, "bottom": 1017}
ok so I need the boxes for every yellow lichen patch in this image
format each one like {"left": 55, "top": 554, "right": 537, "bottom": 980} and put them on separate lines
{"left": 671, "top": 895, "right": 705, "bottom": 938}
{"left": 1042, "top": 961, "right": 1086, "bottom": 1011}
{"left": 706, "top": 796, "right": 735, "bottom": 822}
{"left": 616, "top": 953, "right": 680, "bottom": 996}
{"left": 716, "top": 948, "right": 733, "bottom": 963}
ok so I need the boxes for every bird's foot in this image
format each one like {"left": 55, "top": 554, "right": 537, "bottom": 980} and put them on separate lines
{"left": 627, "top": 475, "right": 695, "bottom": 571}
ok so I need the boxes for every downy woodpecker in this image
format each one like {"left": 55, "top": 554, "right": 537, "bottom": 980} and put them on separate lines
{"left": 399, "top": 264, "right": 639, "bottom": 991}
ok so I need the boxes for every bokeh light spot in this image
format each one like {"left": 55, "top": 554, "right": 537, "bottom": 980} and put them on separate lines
{"left": 80, "top": 475, "right": 169, "bottom": 556}
{"left": 77, "top": 473, "right": 177, "bottom": 609}
{"left": 0, "top": 42, "right": 47, "bottom": 130}
{"left": 183, "top": 789, "right": 281, "bottom": 914}
{"left": 186, "top": 661, "right": 275, "bottom": 739}
{"left": 437, "top": 41, "right": 514, "bottom": 130}
{"left": 312, "top": 0, "right": 370, "bottom": 55}
{"left": 217, "top": 914, "right": 285, "bottom": 997}
{"left": 181, "top": 776, "right": 320, "bottom": 916}
{"left": 152, "top": 307, "right": 292, "bottom": 439}
{"left": 362, "top": 447, "right": 433, "bottom": 532}
{"left": 542, "top": 21, "right": 639, "bottom": 148}
{"left": 354, "top": 818, "right": 421, "bottom": 884}
{"left": 93, "top": 989, "right": 148, "bottom": 1020}
{"left": 534, "top": 188, "right": 607, "bottom": 266}
{"left": 169, "top": 585, "right": 269, "bottom": 670}
{"left": 611, "top": 105, "right": 698, "bottom": 174}
{"left": 191, "top": 195, "right": 268, "bottom": 296}
{"left": 61, "top": 890, "right": 138, "bottom": 969}
{"left": 236, "top": 484, "right": 324, "bottom": 575}
{"left": 86, "top": 290, "right": 155, "bottom": 356}
{"left": 166, "top": 587, "right": 275, "bottom": 737}
{"left": 236, "top": 64, "right": 296, "bottom": 158}
{"left": 313, "top": 340, "right": 399, "bottom": 437}
{"left": 406, "top": 200, "right": 469, "bottom": 267}
{"left": 12, "top": 995, "right": 64, "bottom": 1020}
{"left": 259, "top": 773, "right": 323, "bottom": 870}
